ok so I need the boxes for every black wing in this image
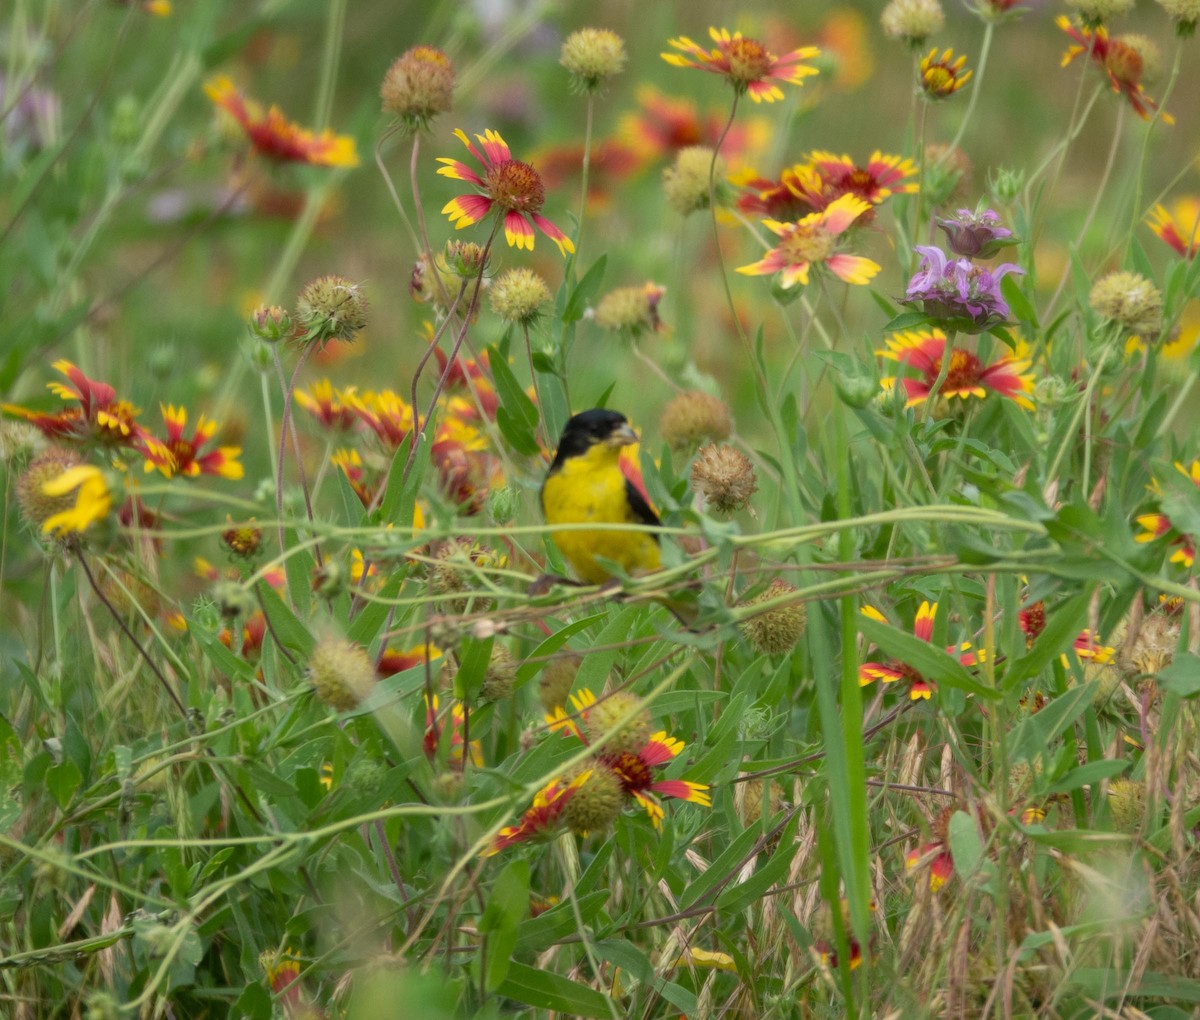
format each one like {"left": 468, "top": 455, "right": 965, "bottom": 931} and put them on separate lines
{"left": 625, "top": 477, "right": 662, "bottom": 538}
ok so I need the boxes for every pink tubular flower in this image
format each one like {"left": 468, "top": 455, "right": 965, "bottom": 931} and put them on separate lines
{"left": 878, "top": 329, "right": 1036, "bottom": 410}
{"left": 437, "top": 129, "right": 575, "bottom": 255}
{"left": 736, "top": 193, "right": 879, "bottom": 289}
{"left": 662, "top": 27, "right": 820, "bottom": 103}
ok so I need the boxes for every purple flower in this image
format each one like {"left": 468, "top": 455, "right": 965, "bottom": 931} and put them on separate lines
{"left": 905, "top": 245, "right": 1023, "bottom": 332}
{"left": 936, "top": 208, "right": 1016, "bottom": 259}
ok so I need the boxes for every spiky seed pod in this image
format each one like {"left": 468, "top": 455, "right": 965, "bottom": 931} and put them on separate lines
{"left": 539, "top": 654, "right": 581, "bottom": 711}
{"left": 582, "top": 691, "right": 653, "bottom": 757}
{"left": 592, "top": 282, "right": 666, "bottom": 336}
{"left": 659, "top": 391, "right": 733, "bottom": 451}
{"left": 295, "top": 275, "right": 368, "bottom": 347}
{"left": 489, "top": 267, "right": 552, "bottom": 325}
{"left": 1090, "top": 271, "right": 1163, "bottom": 338}
{"left": 1158, "top": 0, "right": 1200, "bottom": 34}
{"left": 429, "top": 539, "right": 504, "bottom": 614}
{"left": 16, "top": 448, "right": 84, "bottom": 532}
{"left": 663, "top": 146, "right": 724, "bottom": 216}
{"left": 560, "top": 28, "right": 627, "bottom": 92}
{"left": 380, "top": 46, "right": 455, "bottom": 128}
{"left": 1107, "top": 778, "right": 1145, "bottom": 832}
{"left": 309, "top": 636, "right": 376, "bottom": 711}
{"left": 1068, "top": 0, "right": 1134, "bottom": 24}
{"left": 881, "top": 0, "right": 945, "bottom": 44}
{"left": 691, "top": 444, "right": 756, "bottom": 514}
{"left": 1121, "top": 611, "right": 1181, "bottom": 679}
{"left": 561, "top": 764, "right": 625, "bottom": 834}
{"left": 740, "top": 580, "right": 807, "bottom": 656}
{"left": 480, "top": 645, "right": 518, "bottom": 701}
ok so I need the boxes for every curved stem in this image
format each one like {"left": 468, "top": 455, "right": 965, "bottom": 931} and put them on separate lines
{"left": 411, "top": 132, "right": 454, "bottom": 311}
{"left": 1126, "top": 35, "right": 1185, "bottom": 247}
{"left": 373, "top": 124, "right": 422, "bottom": 251}
{"left": 274, "top": 342, "right": 321, "bottom": 566}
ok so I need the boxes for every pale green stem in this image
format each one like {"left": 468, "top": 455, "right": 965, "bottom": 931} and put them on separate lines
{"left": 1046, "top": 340, "right": 1112, "bottom": 486}
{"left": 1127, "top": 36, "right": 1185, "bottom": 246}
{"left": 945, "top": 22, "right": 993, "bottom": 156}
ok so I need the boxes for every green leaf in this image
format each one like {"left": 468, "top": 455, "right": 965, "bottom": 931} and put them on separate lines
{"left": 1157, "top": 653, "right": 1200, "bottom": 698}
{"left": 1042, "top": 758, "right": 1128, "bottom": 796}
{"left": 1000, "top": 273, "right": 1038, "bottom": 327}
{"left": 715, "top": 813, "right": 800, "bottom": 913}
{"left": 562, "top": 255, "right": 607, "bottom": 324}
{"left": 947, "top": 810, "right": 983, "bottom": 879}
{"left": 679, "top": 825, "right": 762, "bottom": 910}
{"left": 257, "top": 584, "right": 314, "bottom": 659}
{"left": 858, "top": 615, "right": 998, "bottom": 700}
{"left": 515, "top": 891, "right": 609, "bottom": 951}
{"left": 488, "top": 345, "right": 538, "bottom": 428}
{"left": 1009, "top": 682, "right": 1099, "bottom": 764}
{"left": 494, "top": 961, "right": 614, "bottom": 1017}
{"left": 879, "top": 311, "right": 933, "bottom": 334}
{"left": 478, "top": 860, "right": 529, "bottom": 992}
{"left": 453, "top": 635, "right": 495, "bottom": 702}
{"left": 514, "top": 614, "right": 606, "bottom": 689}
{"left": 46, "top": 760, "right": 82, "bottom": 809}
{"left": 348, "top": 570, "right": 405, "bottom": 647}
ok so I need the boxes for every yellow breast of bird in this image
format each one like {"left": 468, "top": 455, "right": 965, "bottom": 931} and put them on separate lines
{"left": 541, "top": 445, "right": 661, "bottom": 585}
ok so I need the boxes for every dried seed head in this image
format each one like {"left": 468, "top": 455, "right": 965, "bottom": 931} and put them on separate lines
{"left": 1089, "top": 270, "right": 1163, "bottom": 338}
{"left": 561, "top": 764, "right": 625, "bottom": 834}
{"left": 538, "top": 654, "right": 581, "bottom": 711}
{"left": 560, "top": 28, "right": 627, "bottom": 92}
{"left": 1068, "top": 0, "right": 1134, "bottom": 24}
{"left": 691, "top": 444, "right": 757, "bottom": 514}
{"left": 582, "top": 691, "right": 653, "bottom": 757}
{"left": 659, "top": 391, "right": 733, "bottom": 451}
{"left": 1107, "top": 778, "right": 1145, "bottom": 832}
{"left": 881, "top": 0, "right": 945, "bottom": 44}
{"left": 593, "top": 282, "right": 666, "bottom": 336}
{"left": 663, "top": 146, "right": 724, "bottom": 216}
{"left": 480, "top": 645, "right": 518, "bottom": 701}
{"left": 295, "top": 275, "right": 368, "bottom": 347}
{"left": 309, "top": 636, "right": 376, "bottom": 711}
{"left": 489, "top": 267, "right": 552, "bottom": 324}
{"left": 740, "top": 580, "right": 807, "bottom": 656}
{"left": 380, "top": 46, "right": 455, "bottom": 128}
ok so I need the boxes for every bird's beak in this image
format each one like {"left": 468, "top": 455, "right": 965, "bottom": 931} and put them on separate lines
{"left": 606, "top": 423, "right": 639, "bottom": 448}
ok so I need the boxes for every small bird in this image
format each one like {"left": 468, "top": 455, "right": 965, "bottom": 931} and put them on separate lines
{"left": 540, "top": 408, "right": 662, "bottom": 585}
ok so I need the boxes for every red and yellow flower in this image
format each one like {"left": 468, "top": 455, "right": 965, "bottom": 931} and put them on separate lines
{"left": 731, "top": 166, "right": 816, "bottom": 221}
{"left": 791, "top": 150, "right": 918, "bottom": 209}
{"left": 437, "top": 129, "right": 574, "bottom": 255}
{"left": 1057, "top": 18, "right": 1172, "bottom": 123}
{"left": 1135, "top": 513, "right": 1196, "bottom": 567}
{"left": 423, "top": 693, "right": 481, "bottom": 770}
{"left": 619, "top": 85, "right": 767, "bottom": 166}
{"left": 295, "top": 380, "right": 357, "bottom": 430}
{"left": 40, "top": 465, "right": 113, "bottom": 537}
{"left": 736, "top": 193, "right": 879, "bottom": 289}
{"left": 144, "top": 405, "right": 243, "bottom": 480}
{"left": 878, "top": 330, "right": 1035, "bottom": 410}
{"left": 1147, "top": 198, "right": 1200, "bottom": 260}
{"left": 487, "top": 771, "right": 591, "bottom": 854}
{"left": 859, "top": 602, "right": 982, "bottom": 700}
{"left": 205, "top": 75, "right": 358, "bottom": 167}
{"left": 662, "top": 27, "right": 820, "bottom": 103}
{"left": 920, "top": 48, "right": 972, "bottom": 99}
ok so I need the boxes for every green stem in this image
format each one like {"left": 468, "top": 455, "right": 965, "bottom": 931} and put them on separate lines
{"left": 945, "top": 22, "right": 993, "bottom": 155}
{"left": 1127, "top": 36, "right": 1185, "bottom": 247}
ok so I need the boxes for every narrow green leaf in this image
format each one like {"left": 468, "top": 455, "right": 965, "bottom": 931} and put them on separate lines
{"left": 494, "top": 961, "right": 613, "bottom": 1017}
{"left": 562, "top": 255, "right": 607, "bottom": 324}
{"left": 858, "top": 615, "right": 997, "bottom": 700}
{"left": 1003, "top": 591, "right": 1091, "bottom": 687}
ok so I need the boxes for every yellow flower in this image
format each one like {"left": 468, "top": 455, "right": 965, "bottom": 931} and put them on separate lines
{"left": 41, "top": 465, "right": 112, "bottom": 537}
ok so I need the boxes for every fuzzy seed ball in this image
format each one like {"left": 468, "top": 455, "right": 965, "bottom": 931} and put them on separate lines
{"left": 539, "top": 654, "right": 581, "bottom": 711}
{"left": 489, "top": 267, "right": 552, "bottom": 324}
{"left": 0, "top": 421, "right": 43, "bottom": 465}
{"left": 429, "top": 539, "right": 504, "bottom": 614}
{"left": 380, "top": 46, "right": 455, "bottom": 126}
{"left": 691, "top": 444, "right": 757, "bottom": 514}
{"left": 881, "top": 0, "right": 945, "bottom": 44}
{"left": 663, "top": 146, "right": 723, "bottom": 216}
{"left": 1089, "top": 271, "right": 1163, "bottom": 337}
{"left": 1107, "top": 778, "right": 1145, "bottom": 832}
{"left": 582, "top": 691, "right": 653, "bottom": 757}
{"left": 560, "top": 28, "right": 627, "bottom": 92}
{"left": 295, "top": 275, "right": 368, "bottom": 347}
{"left": 561, "top": 764, "right": 625, "bottom": 835}
{"left": 16, "top": 448, "right": 84, "bottom": 532}
{"left": 592, "top": 282, "right": 666, "bottom": 336}
{"left": 740, "top": 580, "right": 807, "bottom": 656}
{"left": 309, "top": 636, "right": 376, "bottom": 711}
{"left": 1158, "top": 0, "right": 1200, "bottom": 29}
{"left": 480, "top": 645, "right": 518, "bottom": 701}
{"left": 1121, "top": 611, "right": 1181, "bottom": 679}
{"left": 1068, "top": 0, "right": 1134, "bottom": 23}
{"left": 736, "top": 779, "right": 785, "bottom": 827}
{"left": 659, "top": 391, "right": 733, "bottom": 451}
{"left": 1119, "top": 35, "right": 1162, "bottom": 81}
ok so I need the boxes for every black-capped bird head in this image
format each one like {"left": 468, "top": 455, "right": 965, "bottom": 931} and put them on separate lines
{"left": 548, "top": 408, "right": 639, "bottom": 471}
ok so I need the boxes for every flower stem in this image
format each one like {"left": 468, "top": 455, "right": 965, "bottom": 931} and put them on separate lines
{"left": 1126, "top": 35, "right": 1184, "bottom": 247}
{"left": 945, "top": 21, "right": 992, "bottom": 155}
{"left": 274, "top": 342, "right": 322, "bottom": 567}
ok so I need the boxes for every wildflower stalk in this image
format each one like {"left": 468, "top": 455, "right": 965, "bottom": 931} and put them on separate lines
{"left": 411, "top": 132, "right": 455, "bottom": 311}
{"left": 909, "top": 98, "right": 930, "bottom": 273}
{"left": 1045, "top": 338, "right": 1113, "bottom": 487}
{"left": 945, "top": 21, "right": 993, "bottom": 155}
{"left": 373, "top": 124, "right": 423, "bottom": 252}
{"left": 273, "top": 342, "right": 323, "bottom": 567}
{"left": 922, "top": 329, "right": 956, "bottom": 423}
{"left": 575, "top": 93, "right": 595, "bottom": 256}
{"left": 311, "top": 0, "right": 346, "bottom": 129}
{"left": 1127, "top": 35, "right": 1185, "bottom": 246}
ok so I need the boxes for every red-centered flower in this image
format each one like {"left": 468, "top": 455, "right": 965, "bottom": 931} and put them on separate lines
{"left": 205, "top": 76, "right": 358, "bottom": 167}
{"left": 920, "top": 48, "right": 972, "bottom": 99}
{"left": 731, "top": 166, "right": 816, "bottom": 220}
{"left": 1135, "top": 513, "right": 1196, "bottom": 567}
{"left": 736, "top": 193, "right": 879, "bottom": 289}
{"left": 1072, "top": 630, "right": 1116, "bottom": 663}
{"left": 1147, "top": 199, "right": 1200, "bottom": 260}
{"left": 1057, "top": 18, "right": 1172, "bottom": 123}
{"left": 1018, "top": 600, "right": 1046, "bottom": 642}
{"left": 295, "top": 380, "right": 357, "bottom": 430}
{"left": 859, "top": 602, "right": 981, "bottom": 701}
{"left": 905, "top": 841, "right": 955, "bottom": 891}
{"left": 220, "top": 610, "right": 267, "bottom": 659}
{"left": 878, "top": 330, "right": 1035, "bottom": 410}
{"left": 144, "top": 404, "right": 243, "bottom": 479}
{"left": 487, "top": 771, "right": 591, "bottom": 854}
{"left": 619, "top": 85, "right": 765, "bottom": 164}
{"left": 795, "top": 150, "right": 919, "bottom": 209}
{"left": 437, "top": 129, "right": 574, "bottom": 255}
{"left": 3, "top": 359, "right": 160, "bottom": 455}
{"left": 378, "top": 644, "right": 442, "bottom": 677}
{"left": 662, "top": 27, "right": 820, "bottom": 103}
{"left": 546, "top": 688, "right": 711, "bottom": 828}
{"left": 331, "top": 448, "right": 373, "bottom": 506}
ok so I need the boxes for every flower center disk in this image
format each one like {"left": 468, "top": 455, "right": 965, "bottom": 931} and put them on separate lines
{"left": 486, "top": 160, "right": 546, "bottom": 214}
